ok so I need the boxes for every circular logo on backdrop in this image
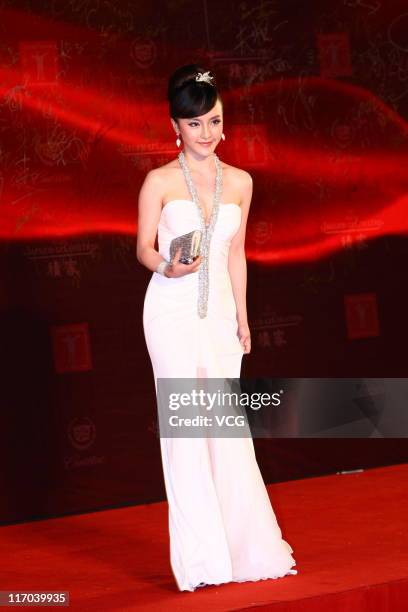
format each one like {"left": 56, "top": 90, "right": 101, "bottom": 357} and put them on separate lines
{"left": 332, "top": 120, "right": 354, "bottom": 148}
{"left": 130, "top": 39, "right": 156, "bottom": 68}
{"left": 253, "top": 220, "right": 273, "bottom": 246}
{"left": 68, "top": 416, "right": 96, "bottom": 451}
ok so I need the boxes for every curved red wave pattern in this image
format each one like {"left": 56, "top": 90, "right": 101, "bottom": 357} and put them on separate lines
{"left": 0, "top": 9, "right": 408, "bottom": 266}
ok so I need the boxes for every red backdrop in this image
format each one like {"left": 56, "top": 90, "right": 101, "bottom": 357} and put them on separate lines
{"left": 1, "top": 0, "right": 408, "bottom": 524}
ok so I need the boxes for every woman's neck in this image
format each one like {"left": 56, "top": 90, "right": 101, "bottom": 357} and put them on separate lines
{"left": 181, "top": 149, "right": 217, "bottom": 175}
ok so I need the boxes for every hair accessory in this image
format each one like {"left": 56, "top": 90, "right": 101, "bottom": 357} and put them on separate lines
{"left": 195, "top": 71, "right": 214, "bottom": 85}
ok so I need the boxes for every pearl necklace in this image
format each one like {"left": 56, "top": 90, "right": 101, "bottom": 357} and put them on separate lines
{"left": 178, "top": 150, "right": 223, "bottom": 319}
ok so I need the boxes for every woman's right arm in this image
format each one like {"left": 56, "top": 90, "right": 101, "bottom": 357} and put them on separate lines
{"left": 136, "top": 169, "right": 168, "bottom": 273}
{"left": 136, "top": 169, "right": 201, "bottom": 278}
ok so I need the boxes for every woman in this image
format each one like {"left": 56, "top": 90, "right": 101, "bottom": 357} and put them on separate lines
{"left": 137, "top": 63, "right": 297, "bottom": 592}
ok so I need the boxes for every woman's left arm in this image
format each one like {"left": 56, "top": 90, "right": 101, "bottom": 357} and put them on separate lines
{"left": 228, "top": 170, "right": 253, "bottom": 354}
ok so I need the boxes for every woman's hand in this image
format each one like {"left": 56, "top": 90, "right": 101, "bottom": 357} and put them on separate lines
{"left": 165, "top": 247, "right": 202, "bottom": 278}
{"left": 237, "top": 322, "right": 251, "bottom": 354}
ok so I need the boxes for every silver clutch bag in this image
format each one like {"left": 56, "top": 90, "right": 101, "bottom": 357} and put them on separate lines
{"left": 169, "top": 229, "right": 202, "bottom": 264}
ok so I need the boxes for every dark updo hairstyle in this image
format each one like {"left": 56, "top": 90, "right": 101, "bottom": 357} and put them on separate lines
{"left": 167, "top": 63, "right": 221, "bottom": 121}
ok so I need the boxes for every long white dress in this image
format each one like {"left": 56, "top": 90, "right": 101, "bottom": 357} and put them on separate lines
{"left": 142, "top": 198, "right": 297, "bottom": 591}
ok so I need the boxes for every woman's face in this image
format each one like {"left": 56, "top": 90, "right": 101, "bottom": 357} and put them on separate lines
{"left": 172, "top": 98, "right": 223, "bottom": 156}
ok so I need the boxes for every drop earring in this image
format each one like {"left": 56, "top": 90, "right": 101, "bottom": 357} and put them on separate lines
{"left": 176, "top": 134, "right": 181, "bottom": 147}
{"left": 221, "top": 133, "right": 226, "bottom": 141}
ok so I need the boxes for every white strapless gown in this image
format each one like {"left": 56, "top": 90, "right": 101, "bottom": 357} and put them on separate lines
{"left": 143, "top": 199, "right": 297, "bottom": 591}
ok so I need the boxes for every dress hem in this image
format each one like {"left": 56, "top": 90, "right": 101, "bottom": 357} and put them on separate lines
{"left": 177, "top": 566, "right": 298, "bottom": 592}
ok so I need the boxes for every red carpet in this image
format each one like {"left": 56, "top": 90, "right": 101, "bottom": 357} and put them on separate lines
{"left": 2, "top": 463, "right": 408, "bottom": 611}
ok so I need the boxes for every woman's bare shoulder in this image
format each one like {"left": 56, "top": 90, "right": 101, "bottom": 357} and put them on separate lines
{"left": 221, "top": 161, "right": 253, "bottom": 185}
{"left": 142, "top": 158, "right": 180, "bottom": 187}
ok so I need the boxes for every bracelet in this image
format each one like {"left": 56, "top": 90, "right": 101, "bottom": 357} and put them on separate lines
{"left": 156, "top": 260, "right": 171, "bottom": 276}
